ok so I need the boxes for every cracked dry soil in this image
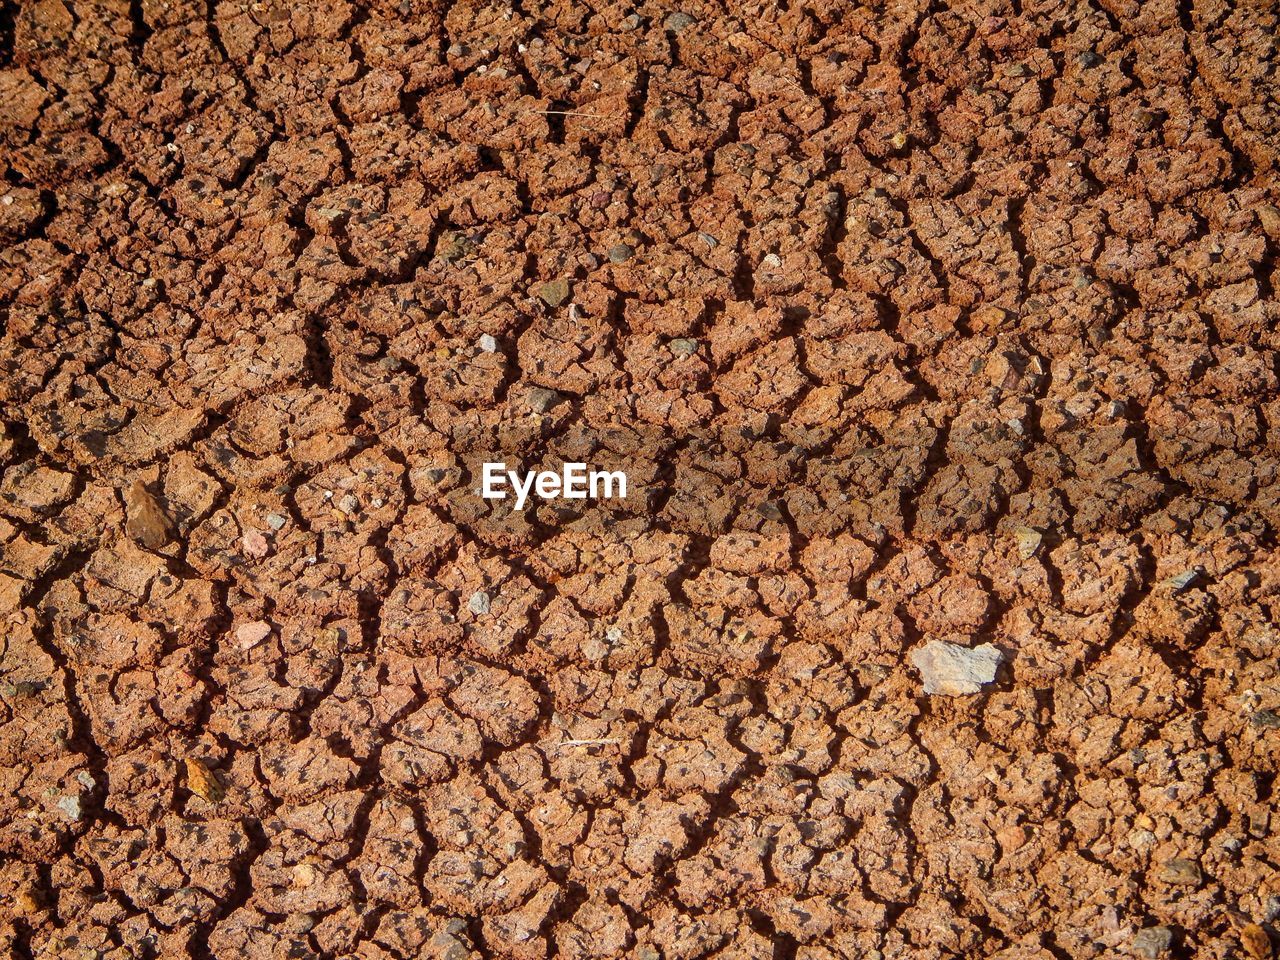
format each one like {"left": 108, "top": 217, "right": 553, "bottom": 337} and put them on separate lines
{"left": 2, "top": 0, "right": 1280, "bottom": 958}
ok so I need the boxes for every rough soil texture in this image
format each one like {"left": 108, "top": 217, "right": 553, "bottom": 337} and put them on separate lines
{"left": 2, "top": 0, "right": 1280, "bottom": 957}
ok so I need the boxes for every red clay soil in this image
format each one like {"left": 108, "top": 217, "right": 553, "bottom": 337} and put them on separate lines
{"left": 2, "top": 0, "right": 1280, "bottom": 958}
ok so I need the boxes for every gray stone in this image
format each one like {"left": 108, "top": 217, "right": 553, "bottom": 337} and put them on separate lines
{"left": 266, "top": 512, "right": 288, "bottom": 531}
{"left": 664, "top": 11, "right": 696, "bottom": 33}
{"left": 1250, "top": 709, "right": 1280, "bottom": 729}
{"left": 468, "top": 591, "right": 491, "bottom": 616}
{"left": 1131, "top": 926, "right": 1174, "bottom": 959}
{"left": 1157, "top": 858, "right": 1201, "bottom": 886}
{"left": 56, "top": 795, "right": 84, "bottom": 822}
{"left": 910, "top": 641, "right": 1003, "bottom": 696}
{"left": 668, "top": 338, "right": 699, "bottom": 358}
{"left": 608, "top": 243, "right": 634, "bottom": 263}
{"left": 528, "top": 387, "right": 563, "bottom": 413}
{"left": 756, "top": 501, "right": 783, "bottom": 521}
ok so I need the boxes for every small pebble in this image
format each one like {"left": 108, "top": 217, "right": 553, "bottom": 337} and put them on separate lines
{"left": 668, "top": 338, "right": 698, "bottom": 358}
{"left": 0, "top": 680, "right": 40, "bottom": 699}
{"left": 539, "top": 278, "right": 570, "bottom": 307}
{"left": 911, "top": 641, "right": 1003, "bottom": 696}
{"left": 266, "top": 512, "right": 288, "bottom": 531}
{"left": 478, "top": 333, "right": 498, "bottom": 353}
{"left": 241, "top": 529, "right": 270, "bottom": 559}
{"left": 1133, "top": 108, "right": 1160, "bottom": 131}
{"left": 756, "top": 501, "right": 783, "bottom": 521}
{"left": 185, "top": 757, "right": 225, "bottom": 803}
{"left": 1163, "top": 568, "right": 1199, "bottom": 592}
{"left": 1157, "top": 858, "right": 1201, "bottom": 886}
{"left": 437, "top": 231, "right": 475, "bottom": 263}
{"left": 1078, "top": 50, "right": 1103, "bottom": 67}
{"left": 1014, "top": 525, "right": 1042, "bottom": 559}
{"left": 608, "top": 243, "right": 635, "bottom": 263}
{"left": 528, "top": 386, "right": 564, "bottom": 413}
{"left": 468, "top": 591, "right": 491, "bottom": 615}
{"left": 1257, "top": 204, "right": 1280, "bottom": 239}
{"left": 236, "top": 620, "right": 272, "bottom": 649}
{"left": 55, "top": 795, "right": 84, "bottom": 822}
{"left": 338, "top": 494, "right": 359, "bottom": 514}
{"left": 1250, "top": 709, "right": 1280, "bottom": 729}
{"left": 1131, "top": 926, "right": 1174, "bottom": 959}
{"left": 664, "top": 11, "right": 696, "bottom": 33}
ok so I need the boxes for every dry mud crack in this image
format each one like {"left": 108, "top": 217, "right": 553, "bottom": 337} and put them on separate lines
{"left": 2, "top": 0, "right": 1280, "bottom": 958}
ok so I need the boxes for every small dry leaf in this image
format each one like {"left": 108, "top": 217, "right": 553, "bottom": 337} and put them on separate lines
{"left": 184, "top": 757, "right": 225, "bottom": 803}
{"left": 241, "top": 529, "right": 270, "bottom": 559}
{"left": 125, "top": 480, "right": 172, "bottom": 551}
{"left": 1241, "top": 924, "right": 1273, "bottom": 960}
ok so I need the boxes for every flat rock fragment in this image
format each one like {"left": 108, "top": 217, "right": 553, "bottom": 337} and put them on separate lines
{"left": 910, "top": 641, "right": 1003, "bottom": 696}
{"left": 124, "top": 480, "right": 172, "bottom": 550}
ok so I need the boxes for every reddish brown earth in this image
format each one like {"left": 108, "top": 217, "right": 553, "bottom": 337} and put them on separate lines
{"left": 2, "top": 0, "right": 1280, "bottom": 957}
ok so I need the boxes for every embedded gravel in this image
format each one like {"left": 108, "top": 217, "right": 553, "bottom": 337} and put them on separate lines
{"left": 2, "top": 1, "right": 1280, "bottom": 958}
